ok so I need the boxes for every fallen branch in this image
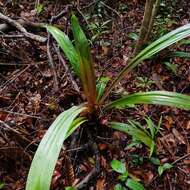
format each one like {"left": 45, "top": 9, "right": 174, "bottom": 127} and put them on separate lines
{"left": 0, "top": 19, "right": 44, "bottom": 32}
{"left": 0, "top": 12, "right": 46, "bottom": 43}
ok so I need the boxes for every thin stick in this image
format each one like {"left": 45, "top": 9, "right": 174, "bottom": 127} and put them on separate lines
{"left": 50, "top": 6, "right": 70, "bottom": 23}
{"left": 0, "top": 109, "right": 51, "bottom": 121}
{"left": 0, "top": 34, "right": 24, "bottom": 38}
{"left": 172, "top": 153, "right": 190, "bottom": 165}
{"left": 75, "top": 129, "right": 100, "bottom": 189}
{"left": 74, "top": 142, "right": 100, "bottom": 189}
{"left": 100, "top": 1, "right": 120, "bottom": 17}
{"left": 0, "top": 66, "right": 30, "bottom": 91}
{"left": 45, "top": 8, "right": 70, "bottom": 91}
{"left": 47, "top": 34, "right": 59, "bottom": 91}
{"left": 53, "top": 43, "right": 80, "bottom": 93}
{"left": 0, "top": 120, "right": 31, "bottom": 145}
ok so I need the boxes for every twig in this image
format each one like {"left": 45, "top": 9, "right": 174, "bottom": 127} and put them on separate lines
{"left": 53, "top": 43, "right": 80, "bottom": 93}
{"left": 0, "top": 65, "right": 30, "bottom": 92}
{"left": 47, "top": 34, "right": 59, "bottom": 91}
{"left": 100, "top": 1, "right": 120, "bottom": 17}
{"left": 0, "top": 12, "right": 46, "bottom": 43}
{"left": 0, "top": 120, "right": 31, "bottom": 146}
{"left": 50, "top": 6, "right": 70, "bottom": 23}
{"left": 0, "top": 34, "right": 24, "bottom": 38}
{"left": 75, "top": 142, "right": 100, "bottom": 189}
{"left": 172, "top": 153, "right": 190, "bottom": 165}
{"left": 64, "top": 144, "right": 88, "bottom": 152}
{"left": 0, "top": 109, "right": 51, "bottom": 121}
{"left": 75, "top": 130, "right": 100, "bottom": 189}
{"left": 45, "top": 8, "right": 70, "bottom": 92}
{"left": 0, "top": 61, "right": 47, "bottom": 66}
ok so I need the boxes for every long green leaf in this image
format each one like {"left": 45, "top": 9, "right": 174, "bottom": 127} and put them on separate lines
{"left": 100, "top": 24, "right": 190, "bottom": 103}
{"left": 46, "top": 25, "right": 80, "bottom": 75}
{"left": 165, "top": 51, "right": 190, "bottom": 59}
{"left": 71, "top": 15, "right": 97, "bottom": 108}
{"left": 26, "top": 105, "right": 86, "bottom": 190}
{"left": 105, "top": 91, "right": 190, "bottom": 110}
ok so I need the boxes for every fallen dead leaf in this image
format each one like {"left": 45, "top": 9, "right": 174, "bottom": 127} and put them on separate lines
{"left": 183, "top": 159, "right": 190, "bottom": 165}
{"left": 172, "top": 128, "right": 186, "bottom": 145}
{"left": 164, "top": 116, "right": 174, "bottom": 130}
{"left": 98, "top": 143, "right": 108, "bottom": 150}
{"left": 96, "top": 177, "right": 105, "bottom": 190}
{"left": 187, "top": 121, "right": 190, "bottom": 130}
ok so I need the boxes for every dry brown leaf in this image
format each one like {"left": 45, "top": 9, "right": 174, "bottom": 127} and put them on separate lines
{"left": 101, "top": 46, "right": 109, "bottom": 55}
{"left": 96, "top": 178, "right": 105, "bottom": 190}
{"left": 164, "top": 116, "right": 174, "bottom": 130}
{"left": 98, "top": 143, "right": 108, "bottom": 150}
{"left": 187, "top": 121, "right": 190, "bottom": 130}
{"left": 183, "top": 159, "right": 190, "bottom": 165}
{"left": 172, "top": 128, "right": 186, "bottom": 145}
{"left": 143, "top": 171, "right": 154, "bottom": 184}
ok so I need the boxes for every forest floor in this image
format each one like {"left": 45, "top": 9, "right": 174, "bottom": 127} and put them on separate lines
{"left": 0, "top": 0, "right": 190, "bottom": 189}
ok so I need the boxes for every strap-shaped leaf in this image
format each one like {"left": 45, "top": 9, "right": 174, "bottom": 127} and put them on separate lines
{"left": 165, "top": 51, "right": 190, "bottom": 59}
{"left": 100, "top": 24, "right": 190, "bottom": 103}
{"left": 26, "top": 105, "right": 86, "bottom": 190}
{"left": 46, "top": 25, "right": 80, "bottom": 75}
{"left": 71, "top": 15, "right": 97, "bottom": 108}
{"left": 105, "top": 91, "right": 190, "bottom": 110}
{"left": 110, "top": 121, "right": 155, "bottom": 156}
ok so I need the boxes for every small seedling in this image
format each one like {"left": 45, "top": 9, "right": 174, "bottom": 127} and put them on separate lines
{"left": 149, "top": 157, "right": 173, "bottom": 176}
{"left": 111, "top": 160, "right": 145, "bottom": 190}
{"left": 0, "top": 181, "right": 4, "bottom": 189}
{"left": 88, "top": 20, "right": 111, "bottom": 41}
{"left": 158, "top": 163, "right": 173, "bottom": 176}
{"left": 136, "top": 77, "right": 155, "bottom": 89}
{"left": 128, "top": 154, "right": 144, "bottom": 166}
{"left": 111, "top": 117, "right": 162, "bottom": 157}
{"left": 35, "top": 3, "right": 44, "bottom": 15}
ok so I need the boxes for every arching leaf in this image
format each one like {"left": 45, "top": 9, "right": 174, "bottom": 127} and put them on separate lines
{"left": 26, "top": 105, "right": 86, "bottom": 190}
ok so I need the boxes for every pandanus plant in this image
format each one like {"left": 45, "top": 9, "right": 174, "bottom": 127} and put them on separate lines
{"left": 26, "top": 15, "right": 190, "bottom": 190}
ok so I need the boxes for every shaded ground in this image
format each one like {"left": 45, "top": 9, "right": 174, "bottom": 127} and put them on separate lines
{"left": 0, "top": 0, "right": 190, "bottom": 189}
